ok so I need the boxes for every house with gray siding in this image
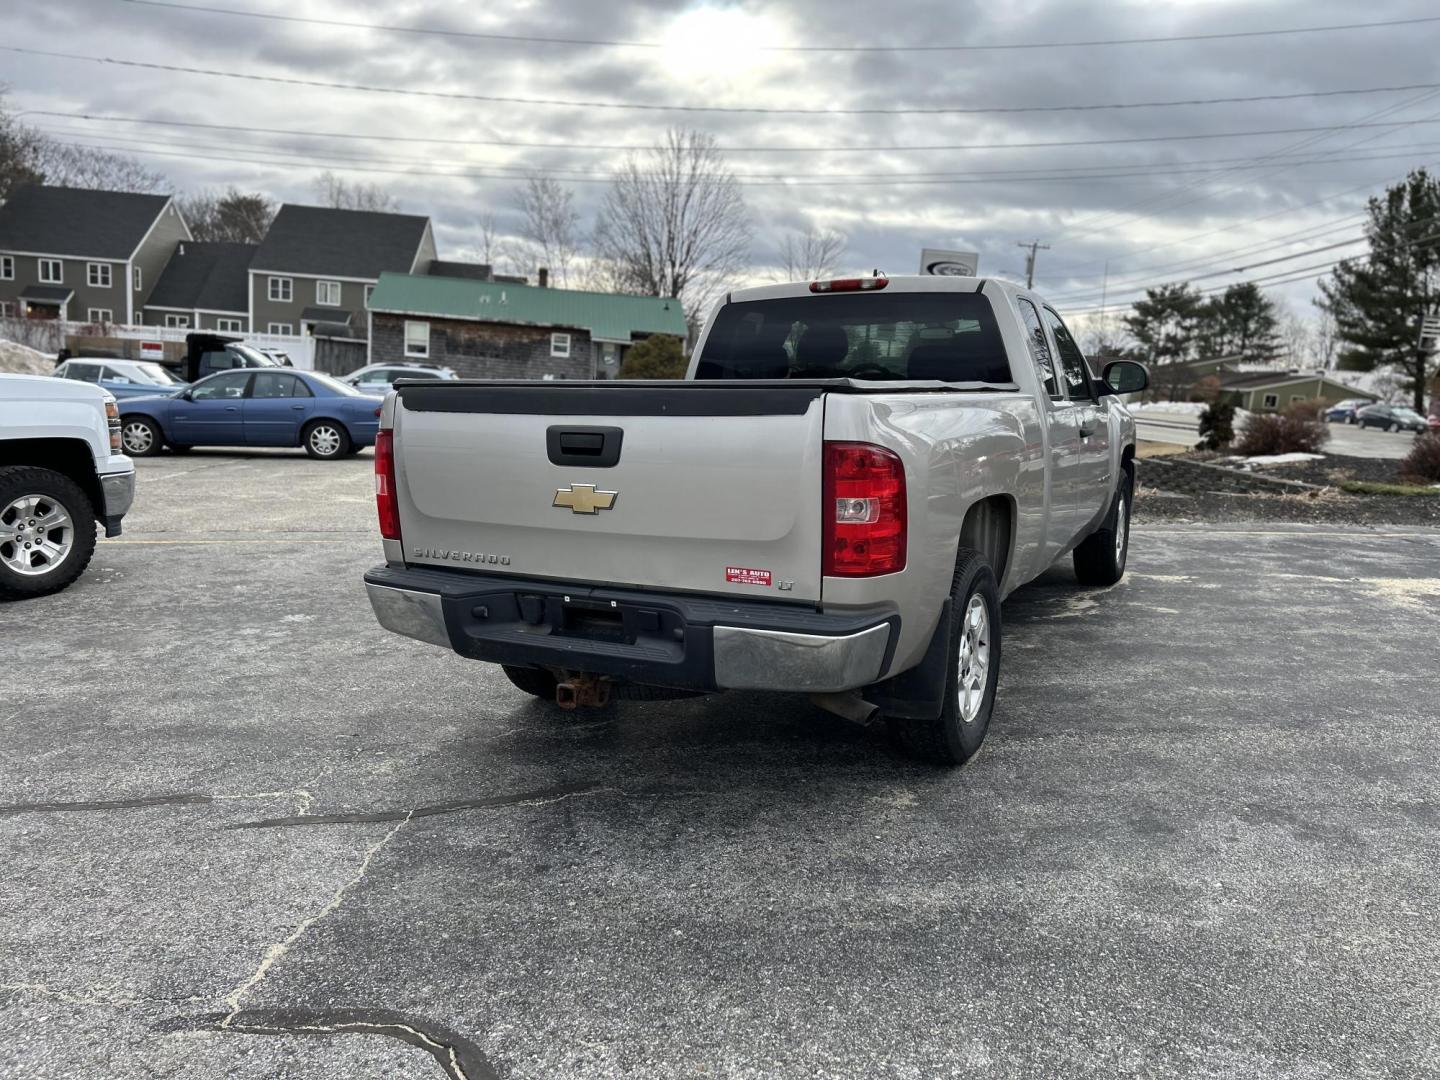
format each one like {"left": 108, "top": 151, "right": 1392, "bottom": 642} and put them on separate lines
{"left": 366, "top": 271, "right": 688, "bottom": 379}
{"left": 247, "top": 205, "right": 435, "bottom": 339}
{"left": 142, "top": 241, "right": 255, "bottom": 331}
{"left": 0, "top": 185, "right": 192, "bottom": 325}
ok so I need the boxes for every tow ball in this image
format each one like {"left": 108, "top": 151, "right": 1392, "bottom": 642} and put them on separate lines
{"left": 555, "top": 672, "right": 612, "bottom": 709}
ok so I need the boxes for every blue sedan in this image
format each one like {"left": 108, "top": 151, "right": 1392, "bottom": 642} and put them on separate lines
{"left": 118, "top": 369, "right": 382, "bottom": 460}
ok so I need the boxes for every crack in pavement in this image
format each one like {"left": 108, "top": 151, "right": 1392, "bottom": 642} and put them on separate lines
{"left": 0, "top": 793, "right": 213, "bottom": 816}
{"left": 219, "top": 811, "right": 414, "bottom": 1026}
{"left": 223, "top": 781, "right": 705, "bottom": 830}
{"left": 215, "top": 1007, "right": 497, "bottom": 1080}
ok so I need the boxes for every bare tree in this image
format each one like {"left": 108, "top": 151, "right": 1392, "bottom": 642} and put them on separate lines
{"left": 33, "top": 142, "right": 168, "bottom": 194}
{"left": 509, "top": 176, "right": 581, "bottom": 285}
{"left": 1312, "top": 307, "right": 1340, "bottom": 370}
{"left": 477, "top": 212, "right": 500, "bottom": 267}
{"left": 777, "top": 224, "right": 845, "bottom": 281}
{"left": 180, "top": 187, "right": 275, "bottom": 243}
{"left": 0, "top": 90, "right": 45, "bottom": 202}
{"left": 1277, "top": 306, "right": 1315, "bottom": 368}
{"left": 592, "top": 129, "right": 749, "bottom": 316}
{"left": 313, "top": 170, "right": 400, "bottom": 212}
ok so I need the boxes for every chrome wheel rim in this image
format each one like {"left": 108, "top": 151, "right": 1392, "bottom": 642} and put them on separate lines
{"left": 310, "top": 425, "right": 341, "bottom": 456}
{"left": 1115, "top": 490, "right": 1129, "bottom": 567}
{"left": 121, "top": 421, "right": 154, "bottom": 454}
{"left": 956, "top": 594, "right": 991, "bottom": 724}
{"left": 0, "top": 494, "right": 75, "bottom": 576}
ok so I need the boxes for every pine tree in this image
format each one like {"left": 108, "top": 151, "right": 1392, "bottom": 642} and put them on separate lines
{"left": 1318, "top": 169, "right": 1440, "bottom": 411}
{"left": 1124, "top": 282, "right": 1204, "bottom": 399}
{"left": 1198, "top": 283, "right": 1283, "bottom": 364}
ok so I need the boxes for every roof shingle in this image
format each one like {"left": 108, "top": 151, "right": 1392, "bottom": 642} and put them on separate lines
{"left": 146, "top": 241, "right": 254, "bottom": 313}
{"left": 0, "top": 185, "right": 174, "bottom": 260}
{"left": 367, "top": 272, "right": 689, "bottom": 343}
{"left": 251, "top": 204, "right": 430, "bottom": 279}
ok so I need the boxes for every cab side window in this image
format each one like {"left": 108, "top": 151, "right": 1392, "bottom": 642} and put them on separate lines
{"left": 1017, "top": 298, "right": 1060, "bottom": 399}
{"left": 1042, "top": 308, "right": 1093, "bottom": 400}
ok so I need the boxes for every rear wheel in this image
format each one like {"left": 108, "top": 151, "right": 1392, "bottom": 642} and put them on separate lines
{"left": 887, "top": 548, "right": 1001, "bottom": 767}
{"left": 0, "top": 467, "right": 97, "bottom": 601}
{"left": 1388, "top": 422, "right": 1400, "bottom": 433}
{"left": 1073, "top": 467, "right": 1132, "bottom": 587}
{"left": 120, "top": 416, "right": 163, "bottom": 457}
{"left": 302, "top": 420, "right": 351, "bottom": 460}
{"left": 502, "top": 664, "right": 559, "bottom": 700}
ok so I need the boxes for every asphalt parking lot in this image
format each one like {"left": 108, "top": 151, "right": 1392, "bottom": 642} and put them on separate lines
{"left": 4, "top": 450, "right": 1440, "bottom": 1079}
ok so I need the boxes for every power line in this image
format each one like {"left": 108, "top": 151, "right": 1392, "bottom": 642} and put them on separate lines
{"left": 116, "top": 1, "right": 1440, "bottom": 54}
{"left": 18, "top": 107, "right": 1440, "bottom": 155}
{"left": 30, "top": 110, "right": 1440, "bottom": 171}
{"left": 6, "top": 45, "right": 1440, "bottom": 117}
{"left": 36, "top": 124, "right": 1440, "bottom": 187}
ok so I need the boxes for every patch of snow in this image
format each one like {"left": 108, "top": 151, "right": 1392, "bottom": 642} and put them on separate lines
{"left": 1131, "top": 402, "right": 1208, "bottom": 416}
{"left": 1238, "top": 452, "right": 1327, "bottom": 466}
{"left": 0, "top": 339, "right": 53, "bottom": 376}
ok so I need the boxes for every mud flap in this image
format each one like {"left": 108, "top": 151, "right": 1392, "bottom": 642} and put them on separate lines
{"left": 861, "top": 599, "right": 950, "bottom": 720}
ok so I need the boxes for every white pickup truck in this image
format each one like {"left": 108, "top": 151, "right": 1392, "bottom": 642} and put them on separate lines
{"left": 0, "top": 374, "right": 134, "bottom": 600}
{"left": 364, "top": 275, "right": 1147, "bottom": 764}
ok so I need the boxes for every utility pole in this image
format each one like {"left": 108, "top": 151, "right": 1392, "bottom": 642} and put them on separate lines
{"left": 1017, "top": 239, "right": 1050, "bottom": 289}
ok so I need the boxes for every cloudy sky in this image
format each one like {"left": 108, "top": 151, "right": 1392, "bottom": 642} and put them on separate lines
{"left": 5, "top": 0, "right": 1439, "bottom": 334}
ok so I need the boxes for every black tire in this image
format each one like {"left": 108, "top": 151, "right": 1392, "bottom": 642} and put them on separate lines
{"left": 120, "top": 415, "right": 163, "bottom": 457}
{"left": 0, "top": 466, "right": 98, "bottom": 601}
{"left": 1388, "top": 422, "right": 1400, "bottom": 433}
{"left": 1073, "top": 466, "right": 1133, "bottom": 587}
{"left": 502, "top": 664, "right": 560, "bottom": 699}
{"left": 887, "top": 548, "right": 1002, "bottom": 767}
{"left": 302, "top": 420, "right": 351, "bottom": 460}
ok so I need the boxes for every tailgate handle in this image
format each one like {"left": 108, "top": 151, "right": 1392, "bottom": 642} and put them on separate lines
{"left": 547, "top": 425, "right": 623, "bottom": 468}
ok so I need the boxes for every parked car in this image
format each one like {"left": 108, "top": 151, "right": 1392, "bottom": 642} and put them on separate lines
{"left": 1324, "top": 398, "right": 1370, "bottom": 424}
{"left": 1, "top": 374, "right": 134, "bottom": 600}
{"left": 118, "top": 369, "right": 382, "bottom": 460}
{"left": 364, "top": 273, "right": 1148, "bottom": 766}
{"left": 341, "top": 363, "right": 458, "bottom": 395}
{"left": 53, "top": 357, "right": 189, "bottom": 399}
{"left": 1355, "top": 403, "right": 1429, "bottom": 433}
{"left": 258, "top": 348, "right": 295, "bottom": 368}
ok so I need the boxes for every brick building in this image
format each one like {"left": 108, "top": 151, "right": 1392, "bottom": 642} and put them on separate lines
{"left": 365, "top": 271, "right": 688, "bottom": 379}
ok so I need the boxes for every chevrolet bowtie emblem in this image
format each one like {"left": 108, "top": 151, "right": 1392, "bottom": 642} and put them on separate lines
{"left": 553, "top": 483, "right": 619, "bottom": 514}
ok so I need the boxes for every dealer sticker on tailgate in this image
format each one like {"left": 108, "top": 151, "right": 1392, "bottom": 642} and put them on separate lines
{"left": 725, "top": 566, "right": 773, "bottom": 587}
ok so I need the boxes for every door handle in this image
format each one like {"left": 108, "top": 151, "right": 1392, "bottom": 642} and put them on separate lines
{"left": 225, "top": 406, "right": 239, "bottom": 412}
{"left": 291, "top": 404, "right": 305, "bottom": 410}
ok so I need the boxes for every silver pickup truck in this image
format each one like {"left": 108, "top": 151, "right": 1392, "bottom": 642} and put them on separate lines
{"left": 364, "top": 275, "right": 1147, "bottom": 765}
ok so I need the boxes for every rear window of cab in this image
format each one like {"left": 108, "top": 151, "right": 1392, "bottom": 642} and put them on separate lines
{"left": 695, "top": 292, "right": 1012, "bottom": 384}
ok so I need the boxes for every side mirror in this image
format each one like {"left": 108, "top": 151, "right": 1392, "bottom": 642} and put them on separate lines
{"left": 1101, "top": 359, "right": 1149, "bottom": 396}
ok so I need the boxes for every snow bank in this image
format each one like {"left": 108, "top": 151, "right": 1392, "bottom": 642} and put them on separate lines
{"left": 1234, "top": 453, "right": 1327, "bottom": 467}
{"left": 0, "top": 339, "right": 54, "bottom": 376}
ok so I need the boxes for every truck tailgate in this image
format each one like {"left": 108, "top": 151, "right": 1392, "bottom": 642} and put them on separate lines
{"left": 391, "top": 384, "right": 825, "bottom": 602}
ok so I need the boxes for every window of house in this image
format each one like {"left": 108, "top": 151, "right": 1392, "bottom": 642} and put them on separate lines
{"left": 1290, "top": 394, "right": 1305, "bottom": 403}
{"left": 0, "top": 255, "right": 13, "bottom": 280}
{"left": 268, "top": 323, "right": 293, "bottom": 335}
{"left": 87, "top": 262, "right": 112, "bottom": 288}
{"left": 405, "top": 320, "right": 430, "bottom": 358}
{"left": 0, "top": 300, "right": 14, "bottom": 317}
{"left": 316, "top": 280, "right": 341, "bottom": 306}
{"left": 39, "top": 259, "right": 63, "bottom": 284}
{"left": 550, "top": 332, "right": 571, "bottom": 359}
{"left": 216, "top": 318, "right": 244, "bottom": 333}
{"left": 87, "top": 308, "right": 114, "bottom": 323}
{"left": 1262, "top": 393, "right": 1279, "bottom": 409}
{"left": 133, "top": 267, "right": 143, "bottom": 291}
{"left": 269, "top": 277, "right": 293, "bottom": 302}
{"left": 164, "top": 314, "right": 191, "bottom": 328}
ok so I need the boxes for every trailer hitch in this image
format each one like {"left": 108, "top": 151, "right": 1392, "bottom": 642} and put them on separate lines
{"left": 555, "top": 672, "right": 612, "bottom": 709}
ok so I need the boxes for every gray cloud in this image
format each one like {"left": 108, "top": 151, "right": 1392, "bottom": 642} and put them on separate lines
{"left": 8, "top": 0, "right": 1439, "bottom": 323}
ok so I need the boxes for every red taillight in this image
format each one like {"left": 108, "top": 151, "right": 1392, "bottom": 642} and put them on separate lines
{"left": 374, "top": 429, "right": 401, "bottom": 541}
{"left": 810, "top": 276, "right": 888, "bottom": 293}
{"left": 823, "top": 441, "right": 906, "bottom": 576}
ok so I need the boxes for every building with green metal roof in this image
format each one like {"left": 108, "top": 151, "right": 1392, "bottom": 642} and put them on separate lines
{"left": 366, "top": 271, "right": 688, "bottom": 379}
